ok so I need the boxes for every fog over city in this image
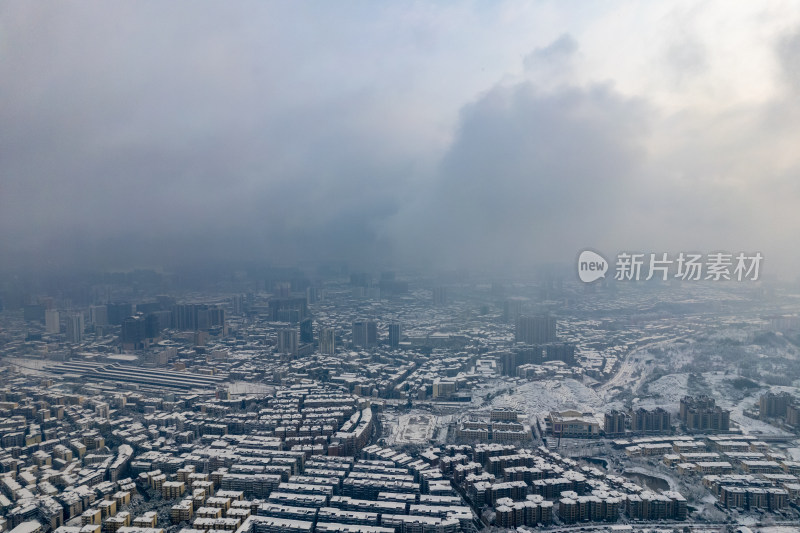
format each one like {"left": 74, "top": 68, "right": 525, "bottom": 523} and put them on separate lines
{"left": 2, "top": 2, "right": 800, "bottom": 275}
{"left": 8, "top": 5, "right": 800, "bottom": 533}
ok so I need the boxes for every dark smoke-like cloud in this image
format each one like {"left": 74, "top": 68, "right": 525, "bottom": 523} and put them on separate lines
{"left": 3, "top": 4, "right": 800, "bottom": 279}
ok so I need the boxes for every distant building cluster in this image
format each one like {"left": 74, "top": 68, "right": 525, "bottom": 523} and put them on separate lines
{"left": 499, "top": 343, "right": 577, "bottom": 376}
{"left": 0, "top": 378, "right": 472, "bottom": 533}
{"left": 609, "top": 434, "right": 796, "bottom": 511}
{"left": 2, "top": 266, "right": 800, "bottom": 532}
{"left": 431, "top": 442, "right": 685, "bottom": 528}
{"left": 679, "top": 395, "right": 730, "bottom": 432}
{"left": 603, "top": 408, "right": 672, "bottom": 436}
{"left": 514, "top": 316, "right": 556, "bottom": 345}
{"left": 759, "top": 391, "right": 800, "bottom": 429}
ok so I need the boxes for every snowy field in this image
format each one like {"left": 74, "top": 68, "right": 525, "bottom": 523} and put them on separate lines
{"left": 786, "top": 447, "right": 800, "bottom": 461}
{"left": 227, "top": 381, "right": 274, "bottom": 396}
{"left": 633, "top": 373, "right": 689, "bottom": 410}
{"left": 2, "top": 357, "right": 52, "bottom": 375}
{"left": 489, "top": 378, "right": 622, "bottom": 425}
{"left": 702, "top": 371, "right": 794, "bottom": 438}
{"left": 394, "top": 412, "right": 436, "bottom": 444}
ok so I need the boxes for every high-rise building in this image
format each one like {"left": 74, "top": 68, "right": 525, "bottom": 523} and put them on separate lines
{"left": 679, "top": 396, "right": 730, "bottom": 432}
{"left": 45, "top": 309, "right": 60, "bottom": 334}
{"left": 171, "top": 304, "right": 196, "bottom": 330}
{"left": 306, "top": 287, "right": 320, "bottom": 304}
{"left": 432, "top": 287, "right": 447, "bottom": 306}
{"left": 107, "top": 303, "right": 133, "bottom": 326}
{"left": 515, "top": 345, "right": 544, "bottom": 371}
{"left": 320, "top": 328, "right": 336, "bottom": 355}
{"left": 89, "top": 305, "right": 108, "bottom": 326}
{"left": 503, "top": 298, "right": 526, "bottom": 323}
{"left": 268, "top": 297, "right": 308, "bottom": 323}
{"left": 379, "top": 272, "right": 408, "bottom": 296}
{"left": 515, "top": 315, "right": 557, "bottom": 344}
{"left": 196, "top": 306, "right": 224, "bottom": 331}
{"left": 121, "top": 312, "right": 161, "bottom": 349}
{"left": 787, "top": 404, "right": 800, "bottom": 427}
{"left": 604, "top": 410, "right": 626, "bottom": 436}
{"left": 154, "top": 310, "right": 172, "bottom": 330}
{"left": 299, "top": 318, "right": 313, "bottom": 344}
{"left": 277, "top": 328, "right": 298, "bottom": 356}
{"left": 759, "top": 391, "right": 793, "bottom": 419}
{"left": 273, "top": 282, "right": 291, "bottom": 298}
{"left": 352, "top": 320, "right": 377, "bottom": 348}
{"left": 66, "top": 312, "right": 84, "bottom": 344}
{"left": 630, "top": 407, "right": 671, "bottom": 433}
{"left": 232, "top": 295, "right": 244, "bottom": 316}
{"left": 501, "top": 346, "right": 545, "bottom": 376}
{"left": 768, "top": 315, "right": 800, "bottom": 332}
{"left": 122, "top": 314, "right": 146, "bottom": 348}
{"left": 171, "top": 304, "right": 225, "bottom": 331}
{"left": 544, "top": 342, "right": 576, "bottom": 365}
{"left": 135, "top": 301, "right": 161, "bottom": 314}
{"left": 145, "top": 313, "right": 161, "bottom": 339}
{"left": 388, "top": 322, "right": 402, "bottom": 349}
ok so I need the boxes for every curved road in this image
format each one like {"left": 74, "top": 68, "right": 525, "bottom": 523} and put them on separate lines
{"left": 599, "top": 335, "right": 686, "bottom": 400}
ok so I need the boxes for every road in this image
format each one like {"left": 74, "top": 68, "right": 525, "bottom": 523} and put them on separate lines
{"left": 599, "top": 335, "right": 686, "bottom": 399}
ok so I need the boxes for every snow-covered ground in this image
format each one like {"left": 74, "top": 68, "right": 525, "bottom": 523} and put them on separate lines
{"left": 598, "top": 334, "right": 690, "bottom": 400}
{"left": 393, "top": 412, "right": 436, "bottom": 444}
{"left": 708, "top": 327, "right": 752, "bottom": 343}
{"left": 490, "top": 378, "right": 622, "bottom": 425}
{"left": 633, "top": 373, "right": 689, "bottom": 410}
{"left": 786, "top": 447, "right": 800, "bottom": 461}
{"left": 703, "top": 371, "right": 794, "bottom": 438}
{"left": 227, "top": 381, "right": 274, "bottom": 395}
{"left": 2, "top": 357, "right": 51, "bottom": 375}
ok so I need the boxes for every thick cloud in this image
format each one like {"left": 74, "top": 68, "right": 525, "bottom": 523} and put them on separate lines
{"left": 398, "top": 81, "right": 650, "bottom": 270}
{"left": 777, "top": 27, "right": 800, "bottom": 92}
{"left": 392, "top": 23, "right": 800, "bottom": 277}
{"left": 0, "top": 2, "right": 426, "bottom": 270}
{"left": 2, "top": 3, "right": 800, "bottom": 278}
{"left": 523, "top": 33, "right": 579, "bottom": 80}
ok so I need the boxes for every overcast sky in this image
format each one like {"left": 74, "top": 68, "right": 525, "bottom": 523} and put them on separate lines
{"left": 2, "top": 1, "right": 800, "bottom": 278}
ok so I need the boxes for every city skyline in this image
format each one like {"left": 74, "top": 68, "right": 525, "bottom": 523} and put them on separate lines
{"left": 5, "top": 3, "right": 800, "bottom": 532}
